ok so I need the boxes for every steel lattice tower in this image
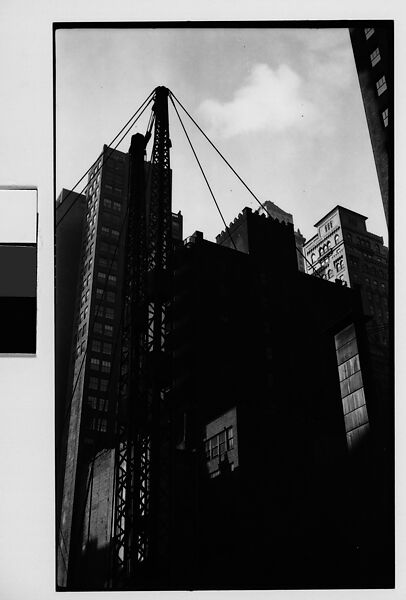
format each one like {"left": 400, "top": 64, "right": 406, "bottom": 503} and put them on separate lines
{"left": 112, "top": 87, "right": 173, "bottom": 588}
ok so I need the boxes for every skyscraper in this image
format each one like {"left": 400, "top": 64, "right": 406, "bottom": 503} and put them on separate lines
{"left": 57, "top": 146, "right": 129, "bottom": 587}
{"left": 56, "top": 144, "right": 183, "bottom": 588}
{"left": 349, "top": 25, "right": 393, "bottom": 226}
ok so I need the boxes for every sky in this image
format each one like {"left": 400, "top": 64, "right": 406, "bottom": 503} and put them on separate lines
{"left": 56, "top": 26, "right": 388, "bottom": 245}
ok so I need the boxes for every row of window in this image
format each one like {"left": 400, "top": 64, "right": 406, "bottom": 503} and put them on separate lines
{"left": 87, "top": 395, "right": 109, "bottom": 412}
{"left": 205, "top": 427, "right": 234, "bottom": 461}
{"left": 79, "top": 306, "right": 88, "bottom": 324}
{"left": 97, "top": 271, "right": 117, "bottom": 286}
{"left": 365, "top": 27, "right": 374, "bottom": 40}
{"left": 365, "top": 277, "right": 386, "bottom": 288}
{"left": 90, "top": 357, "right": 112, "bottom": 373}
{"left": 76, "top": 340, "right": 86, "bottom": 358}
{"left": 85, "top": 227, "right": 96, "bottom": 246}
{"left": 103, "top": 198, "right": 122, "bottom": 212}
{"left": 104, "top": 183, "right": 123, "bottom": 195}
{"left": 309, "top": 234, "right": 341, "bottom": 263}
{"left": 87, "top": 174, "right": 101, "bottom": 196}
{"left": 89, "top": 416, "right": 108, "bottom": 433}
{"left": 94, "top": 305, "right": 115, "bottom": 321}
{"left": 93, "top": 321, "right": 114, "bottom": 337}
{"left": 89, "top": 376, "right": 109, "bottom": 392}
{"left": 99, "top": 256, "right": 117, "bottom": 272}
{"left": 80, "top": 289, "right": 90, "bottom": 308}
{"left": 101, "top": 225, "right": 120, "bottom": 240}
{"left": 95, "top": 288, "right": 116, "bottom": 303}
{"left": 91, "top": 339, "right": 112, "bottom": 354}
{"left": 99, "top": 241, "right": 118, "bottom": 256}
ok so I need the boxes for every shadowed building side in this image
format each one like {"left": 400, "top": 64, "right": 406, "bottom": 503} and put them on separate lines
{"left": 349, "top": 25, "right": 393, "bottom": 226}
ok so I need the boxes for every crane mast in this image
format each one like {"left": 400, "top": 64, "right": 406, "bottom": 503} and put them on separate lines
{"left": 112, "top": 86, "right": 173, "bottom": 589}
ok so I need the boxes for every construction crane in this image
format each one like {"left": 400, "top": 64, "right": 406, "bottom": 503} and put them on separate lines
{"left": 112, "top": 86, "right": 173, "bottom": 589}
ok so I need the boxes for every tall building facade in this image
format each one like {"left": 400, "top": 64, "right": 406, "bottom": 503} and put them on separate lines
{"left": 349, "top": 25, "right": 393, "bottom": 225}
{"left": 57, "top": 146, "right": 129, "bottom": 587}
{"left": 56, "top": 145, "right": 183, "bottom": 589}
{"left": 255, "top": 200, "right": 306, "bottom": 271}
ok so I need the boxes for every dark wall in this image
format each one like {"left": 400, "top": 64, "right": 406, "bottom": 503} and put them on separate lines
{"left": 170, "top": 211, "right": 393, "bottom": 589}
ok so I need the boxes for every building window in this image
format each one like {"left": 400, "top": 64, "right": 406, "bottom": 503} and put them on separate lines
{"left": 87, "top": 396, "right": 98, "bottom": 409}
{"left": 106, "top": 291, "right": 116, "bottom": 303}
{"left": 311, "top": 253, "right": 316, "bottom": 263}
{"left": 376, "top": 75, "right": 387, "bottom": 96}
{"left": 90, "top": 357, "right": 100, "bottom": 370}
{"left": 103, "top": 198, "right": 112, "bottom": 209}
{"left": 370, "top": 48, "right": 381, "bottom": 67}
{"left": 328, "top": 269, "right": 333, "bottom": 279}
{"left": 101, "top": 360, "right": 111, "bottom": 373}
{"left": 334, "top": 257, "right": 344, "bottom": 272}
{"left": 382, "top": 108, "right": 389, "bottom": 128}
{"left": 99, "top": 397, "right": 108, "bottom": 412}
{"left": 89, "top": 376, "right": 98, "bottom": 390}
{"left": 93, "top": 322, "right": 102, "bottom": 334}
{"left": 334, "top": 324, "right": 369, "bottom": 452}
{"left": 365, "top": 27, "right": 375, "bottom": 40}
{"left": 102, "top": 342, "right": 112, "bottom": 354}
{"left": 334, "top": 233, "right": 340, "bottom": 245}
{"left": 105, "top": 324, "right": 113, "bottom": 337}
{"left": 105, "top": 308, "right": 115, "bottom": 320}
{"left": 205, "top": 426, "right": 234, "bottom": 461}
{"left": 100, "top": 379, "right": 108, "bottom": 392}
{"left": 92, "top": 340, "right": 101, "bottom": 353}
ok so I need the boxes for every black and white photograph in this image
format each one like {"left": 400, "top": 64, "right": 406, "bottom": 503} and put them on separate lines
{"left": 55, "top": 23, "right": 393, "bottom": 591}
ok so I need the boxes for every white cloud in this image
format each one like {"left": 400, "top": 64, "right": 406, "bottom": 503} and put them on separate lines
{"left": 198, "top": 63, "right": 317, "bottom": 138}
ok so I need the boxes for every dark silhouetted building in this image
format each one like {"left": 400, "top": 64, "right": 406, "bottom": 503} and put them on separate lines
{"left": 349, "top": 25, "right": 393, "bottom": 226}
{"left": 57, "top": 193, "right": 393, "bottom": 589}
{"left": 169, "top": 207, "right": 393, "bottom": 588}
{"left": 252, "top": 200, "right": 306, "bottom": 272}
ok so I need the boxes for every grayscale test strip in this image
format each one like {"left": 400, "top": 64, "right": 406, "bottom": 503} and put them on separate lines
{"left": 0, "top": 189, "right": 37, "bottom": 354}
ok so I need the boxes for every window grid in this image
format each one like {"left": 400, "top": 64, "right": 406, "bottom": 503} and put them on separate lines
{"left": 205, "top": 426, "right": 234, "bottom": 461}
{"left": 364, "top": 27, "right": 375, "bottom": 40}
{"left": 370, "top": 48, "right": 381, "bottom": 67}
{"left": 376, "top": 75, "right": 387, "bottom": 96}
